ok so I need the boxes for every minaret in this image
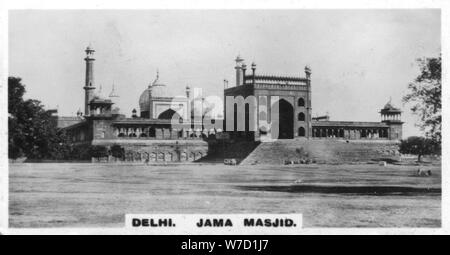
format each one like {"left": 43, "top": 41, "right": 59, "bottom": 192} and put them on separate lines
{"left": 186, "top": 85, "right": 191, "bottom": 121}
{"left": 305, "top": 65, "right": 312, "bottom": 138}
{"left": 83, "top": 45, "right": 96, "bottom": 115}
{"left": 242, "top": 63, "right": 247, "bottom": 85}
{"left": 186, "top": 85, "right": 191, "bottom": 98}
{"left": 251, "top": 62, "right": 256, "bottom": 85}
{"left": 235, "top": 55, "right": 244, "bottom": 86}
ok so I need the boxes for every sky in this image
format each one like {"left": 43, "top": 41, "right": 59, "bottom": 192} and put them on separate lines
{"left": 9, "top": 9, "right": 441, "bottom": 137}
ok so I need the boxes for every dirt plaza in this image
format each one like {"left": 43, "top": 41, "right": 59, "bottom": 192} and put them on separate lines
{"left": 9, "top": 162, "right": 441, "bottom": 228}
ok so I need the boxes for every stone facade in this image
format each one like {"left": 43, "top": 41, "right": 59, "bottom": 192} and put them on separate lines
{"left": 62, "top": 115, "right": 211, "bottom": 162}
{"left": 224, "top": 56, "right": 403, "bottom": 141}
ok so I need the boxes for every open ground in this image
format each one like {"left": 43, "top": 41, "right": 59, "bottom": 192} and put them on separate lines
{"left": 9, "top": 163, "right": 441, "bottom": 228}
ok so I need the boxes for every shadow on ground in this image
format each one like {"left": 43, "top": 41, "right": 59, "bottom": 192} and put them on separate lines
{"left": 236, "top": 184, "right": 441, "bottom": 196}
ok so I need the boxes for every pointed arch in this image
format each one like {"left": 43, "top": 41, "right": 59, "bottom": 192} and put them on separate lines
{"left": 158, "top": 108, "right": 181, "bottom": 120}
{"left": 298, "top": 112, "right": 305, "bottom": 121}
{"left": 298, "top": 127, "right": 306, "bottom": 137}
{"left": 277, "top": 99, "right": 294, "bottom": 139}
{"left": 297, "top": 97, "right": 305, "bottom": 107}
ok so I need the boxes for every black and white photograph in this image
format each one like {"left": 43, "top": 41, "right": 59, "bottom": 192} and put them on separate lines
{"left": 0, "top": 0, "right": 447, "bottom": 236}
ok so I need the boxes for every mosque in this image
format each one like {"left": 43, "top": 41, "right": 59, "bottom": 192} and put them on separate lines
{"left": 58, "top": 46, "right": 403, "bottom": 162}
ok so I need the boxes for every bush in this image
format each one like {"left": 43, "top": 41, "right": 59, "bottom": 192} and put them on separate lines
{"left": 110, "top": 144, "right": 125, "bottom": 159}
{"left": 68, "top": 145, "right": 91, "bottom": 160}
{"left": 89, "top": 145, "right": 109, "bottom": 158}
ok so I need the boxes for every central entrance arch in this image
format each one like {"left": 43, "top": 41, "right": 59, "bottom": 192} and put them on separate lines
{"left": 278, "top": 99, "right": 294, "bottom": 139}
{"left": 158, "top": 108, "right": 181, "bottom": 120}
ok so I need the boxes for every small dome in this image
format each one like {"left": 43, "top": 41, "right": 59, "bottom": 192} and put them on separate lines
{"left": 305, "top": 65, "right": 312, "bottom": 74}
{"left": 381, "top": 98, "right": 401, "bottom": 114}
{"left": 383, "top": 98, "right": 399, "bottom": 110}
{"left": 85, "top": 44, "right": 95, "bottom": 52}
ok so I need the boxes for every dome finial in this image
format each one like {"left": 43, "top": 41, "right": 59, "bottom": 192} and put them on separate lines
{"left": 152, "top": 69, "right": 160, "bottom": 86}
{"left": 305, "top": 65, "right": 312, "bottom": 78}
{"left": 235, "top": 54, "right": 244, "bottom": 63}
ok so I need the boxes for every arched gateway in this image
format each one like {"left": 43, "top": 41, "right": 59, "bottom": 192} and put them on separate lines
{"left": 278, "top": 99, "right": 294, "bottom": 139}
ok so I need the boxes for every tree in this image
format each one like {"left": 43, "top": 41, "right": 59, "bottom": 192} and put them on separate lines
{"left": 8, "top": 77, "right": 63, "bottom": 159}
{"left": 48, "top": 129, "right": 73, "bottom": 160}
{"left": 403, "top": 56, "right": 441, "bottom": 142}
{"left": 8, "top": 77, "right": 26, "bottom": 159}
{"left": 71, "top": 145, "right": 91, "bottom": 160}
{"left": 399, "top": 136, "right": 440, "bottom": 162}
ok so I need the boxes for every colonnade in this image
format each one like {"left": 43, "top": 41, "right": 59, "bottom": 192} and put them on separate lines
{"left": 312, "top": 127, "right": 389, "bottom": 139}
{"left": 113, "top": 126, "right": 219, "bottom": 139}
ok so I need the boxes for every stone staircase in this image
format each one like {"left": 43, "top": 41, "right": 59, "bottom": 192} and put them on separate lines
{"left": 198, "top": 140, "right": 260, "bottom": 163}
{"left": 240, "top": 139, "right": 400, "bottom": 165}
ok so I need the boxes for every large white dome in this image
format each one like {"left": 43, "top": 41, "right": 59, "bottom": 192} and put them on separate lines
{"left": 139, "top": 71, "right": 171, "bottom": 112}
{"left": 150, "top": 83, "right": 170, "bottom": 98}
{"left": 139, "top": 88, "right": 151, "bottom": 112}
